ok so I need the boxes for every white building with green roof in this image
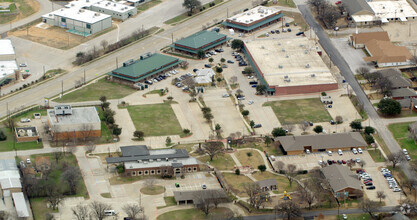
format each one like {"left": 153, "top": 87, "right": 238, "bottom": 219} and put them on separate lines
{"left": 170, "top": 30, "right": 231, "bottom": 55}
{"left": 108, "top": 53, "right": 182, "bottom": 84}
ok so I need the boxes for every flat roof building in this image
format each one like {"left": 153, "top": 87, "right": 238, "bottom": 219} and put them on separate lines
{"left": 106, "top": 145, "right": 200, "bottom": 176}
{"left": 0, "top": 60, "right": 18, "bottom": 82}
{"left": 47, "top": 105, "right": 101, "bottom": 140}
{"left": 321, "top": 165, "right": 363, "bottom": 198}
{"left": 125, "top": 0, "right": 150, "bottom": 7}
{"left": 194, "top": 68, "right": 215, "bottom": 86}
{"left": 108, "top": 53, "right": 183, "bottom": 84}
{"left": 42, "top": 7, "right": 112, "bottom": 36}
{"left": 173, "top": 189, "right": 228, "bottom": 206}
{"left": 170, "top": 30, "right": 230, "bottom": 55}
{"left": 90, "top": 0, "right": 137, "bottom": 20}
{"left": 243, "top": 38, "right": 337, "bottom": 95}
{"left": 0, "top": 39, "right": 15, "bottom": 61}
{"left": 12, "top": 192, "right": 30, "bottom": 218}
{"left": 64, "top": 0, "right": 103, "bottom": 9}
{"left": 223, "top": 6, "right": 284, "bottom": 32}
{"left": 275, "top": 132, "right": 367, "bottom": 155}
{"left": 15, "top": 126, "right": 39, "bottom": 143}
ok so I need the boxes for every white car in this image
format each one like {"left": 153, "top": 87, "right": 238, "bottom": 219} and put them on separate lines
{"left": 202, "top": 184, "right": 207, "bottom": 189}
{"left": 247, "top": 76, "right": 254, "bottom": 79}
{"left": 318, "top": 160, "right": 323, "bottom": 165}
{"left": 393, "top": 188, "right": 401, "bottom": 192}
{"left": 248, "top": 100, "right": 254, "bottom": 105}
{"left": 338, "top": 149, "right": 343, "bottom": 156}
{"left": 306, "top": 149, "right": 310, "bottom": 154}
{"left": 358, "top": 148, "right": 363, "bottom": 154}
{"left": 352, "top": 148, "right": 358, "bottom": 154}
{"left": 20, "top": 118, "right": 31, "bottom": 123}
{"left": 356, "top": 158, "right": 361, "bottom": 163}
{"left": 19, "top": 63, "right": 27, "bottom": 67}
{"left": 26, "top": 158, "right": 31, "bottom": 164}
{"left": 222, "top": 93, "right": 230, "bottom": 98}
{"left": 403, "top": 149, "right": 408, "bottom": 155}
{"left": 328, "top": 151, "right": 332, "bottom": 156}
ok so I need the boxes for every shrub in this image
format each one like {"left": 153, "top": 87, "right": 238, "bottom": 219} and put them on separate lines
{"left": 313, "top": 125, "right": 323, "bottom": 133}
{"left": 258, "top": 165, "right": 267, "bottom": 172}
{"left": 241, "top": 110, "right": 249, "bottom": 116}
{"left": 0, "top": 131, "right": 6, "bottom": 141}
{"left": 365, "top": 134, "right": 375, "bottom": 145}
{"left": 235, "top": 169, "right": 240, "bottom": 175}
{"left": 183, "top": 129, "right": 190, "bottom": 134}
{"left": 246, "top": 152, "right": 252, "bottom": 157}
{"left": 321, "top": 92, "right": 327, "bottom": 96}
{"left": 116, "top": 164, "right": 124, "bottom": 174}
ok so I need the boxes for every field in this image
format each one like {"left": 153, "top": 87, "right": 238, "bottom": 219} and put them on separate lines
{"left": 388, "top": 122, "right": 416, "bottom": 159}
{"left": 164, "top": 0, "right": 224, "bottom": 25}
{"left": 127, "top": 103, "right": 183, "bottom": 137}
{"left": 157, "top": 207, "right": 232, "bottom": 220}
{"left": 236, "top": 141, "right": 281, "bottom": 156}
{"left": 368, "top": 149, "right": 386, "bottom": 163}
{"left": 198, "top": 153, "right": 236, "bottom": 170}
{"left": 0, "top": 127, "right": 43, "bottom": 152}
{"left": 0, "top": 0, "right": 38, "bottom": 24}
{"left": 235, "top": 149, "right": 265, "bottom": 169}
{"left": 137, "top": 0, "right": 162, "bottom": 11}
{"left": 263, "top": 98, "right": 332, "bottom": 124}
{"left": 57, "top": 78, "right": 136, "bottom": 103}
{"left": 30, "top": 198, "right": 58, "bottom": 220}
{"left": 222, "top": 173, "right": 253, "bottom": 197}
{"left": 252, "top": 171, "right": 297, "bottom": 193}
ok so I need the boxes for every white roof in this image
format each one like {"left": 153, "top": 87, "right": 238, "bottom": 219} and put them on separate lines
{"left": 369, "top": 0, "right": 417, "bottom": 19}
{"left": 12, "top": 192, "right": 30, "bottom": 218}
{"left": 0, "top": 39, "right": 15, "bottom": 56}
{"left": 194, "top": 76, "right": 212, "bottom": 84}
{"left": 196, "top": 68, "right": 215, "bottom": 77}
{"left": 47, "top": 106, "right": 101, "bottom": 125}
{"left": 245, "top": 38, "right": 336, "bottom": 87}
{"left": 92, "top": 0, "right": 135, "bottom": 13}
{"left": 227, "top": 6, "right": 280, "bottom": 25}
{"left": 42, "top": 7, "right": 111, "bottom": 24}
{"left": 0, "top": 177, "right": 21, "bottom": 189}
{"left": 125, "top": 157, "right": 199, "bottom": 169}
{"left": 0, "top": 60, "right": 18, "bottom": 79}
{"left": 65, "top": 0, "right": 102, "bottom": 9}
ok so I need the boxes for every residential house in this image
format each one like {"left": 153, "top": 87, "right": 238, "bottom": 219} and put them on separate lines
{"left": 390, "top": 88, "right": 417, "bottom": 100}
{"left": 173, "top": 189, "right": 227, "bottom": 206}
{"left": 321, "top": 165, "right": 363, "bottom": 198}
{"left": 256, "top": 179, "right": 277, "bottom": 192}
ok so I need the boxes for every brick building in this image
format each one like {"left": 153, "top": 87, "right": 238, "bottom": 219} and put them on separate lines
{"left": 47, "top": 105, "right": 101, "bottom": 141}
{"left": 15, "top": 126, "right": 39, "bottom": 143}
{"left": 321, "top": 165, "right": 363, "bottom": 198}
{"left": 106, "top": 145, "right": 199, "bottom": 176}
{"left": 170, "top": 30, "right": 230, "bottom": 55}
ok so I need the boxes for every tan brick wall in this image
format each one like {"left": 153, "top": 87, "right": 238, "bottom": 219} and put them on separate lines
{"left": 275, "top": 83, "right": 338, "bottom": 96}
{"left": 126, "top": 164, "right": 199, "bottom": 176}
{"left": 16, "top": 136, "right": 39, "bottom": 143}
{"left": 53, "top": 130, "right": 101, "bottom": 141}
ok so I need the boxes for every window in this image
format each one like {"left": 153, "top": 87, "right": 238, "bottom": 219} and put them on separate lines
{"left": 187, "top": 168, "right": 192, "bottom": 172}
{"left": 138, "top": 171, "right": 142, "bottom": 175}
{"left": 61, "top": 18, "right": 66, "bottom": 22}
{"left": 151, "top": 170, "right": 155, "bottom": 175}
{"left": 132, "top": 171, "right": 136, "bottom": 176}
{"left": 144, "top": 170, "right": 149, "bottom": 175}
{"left": 157, "top": 170, "right": 161, "bottom": 174}
{"left": 86, "top": 24, "right": 91, "bottom": 29}
{"left": 193, "top": 167, "right": 197, "bottom": 171}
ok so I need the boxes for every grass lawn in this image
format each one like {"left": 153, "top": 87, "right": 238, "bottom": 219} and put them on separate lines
{"left": 127, "top": 103, "right": 182, "bottom": 137}
{"left": 11, "top": 106, "right": 47, "bottom": 122}
{"left": 140, "top": 185, "right": 165, "bottom": 195}
{"left": 137, "top": 0, "right": 162, "bottom": 11}
{"left": 236, "top": 142, "right": 281, "bottom": 156}
{"left": 368, "top": 149, "right": 386, "bottom": 162}
{"left": 27, "top": 153, "right": 89, "bottom": 198}
{"left": 222, "top": 173, "right": 253, "bottom": 197}
{"left": 0, "top": 127, "right": 43, "bottom": 152}
{"left": 235, "top": 149, "right": 265, "bottom": 169}
{"left": 145, "top": 89, "right": 164, "bottom": 96}
{"left": 252, "top": 171, "right": 297, "bottom": 193}
{"left": 263, "top": 98, "right": 332, "bottom": 124}
{"left": 30, "top": 197, "right": 58, "bottom": 220}
{"left": 56, "top": 78, "right": 135, "bottom": 102}
{"left": 96, "top": 107, "right": 114, "bottom": 144}
{"left": 0, "top": 0, "right": 37, "bottom": 24}
{"left": 109, "top": 175, "right": 160, "bottom": 185}
{"left": 157, "top": 196, "right": 177, "bottom": 209}
{"left": 266, "top": 0, "right": 296, "bottom": 8}
{"left": 373, "top": 133, "right": 391, "bottom": 156}
{"left": 198, "top": 154, "right": 236, "bottom": 170}
{"left": 100, "top": 193, "right": 112, "bottom": 198}
{"left": 157, "top": 207, "right": 232, "bottom": 220}
{"left": 388, "top": 122, "right": 416, "bottom": 159}
{"left": 164, "top": 0, "right": 223, "bottom": 25}
{"left": 173, "top": 143, "right": 195, "bottom": 153}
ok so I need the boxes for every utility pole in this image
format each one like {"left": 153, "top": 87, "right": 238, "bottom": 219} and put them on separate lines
{"left": 227, "top": 8, "right": 229, "bottom": 18}
{"left": 84, "top": 69, "right": 86, "bottom": 84}
{"left": 116, "top": 57, "right": 118, "bottom": 68}
{"left": 61, "top": 80, "right": 63, "bottom": 97}
{"left": 43, "top": 66, "right": 45, "bottom": 78}
{"left": 171, "top": 33, "right": 173, "bottom": 44}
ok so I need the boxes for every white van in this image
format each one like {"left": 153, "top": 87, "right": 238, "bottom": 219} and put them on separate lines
{"left": 104, "top": 210, "right": 117, "bottom": 216}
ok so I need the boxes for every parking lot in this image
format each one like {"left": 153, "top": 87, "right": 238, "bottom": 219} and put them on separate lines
{"left": 273, "top": 150, "right": 401, "bottom": 205}
{"left": 162, "top": 173, "right": 222, "bottom": 196}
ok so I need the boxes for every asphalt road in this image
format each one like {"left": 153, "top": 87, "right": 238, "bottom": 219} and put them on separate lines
{"left": 297, "top": 4, "right": 415, "bottom": 181}
{"left": 242, "top": 206, "right": 397, "bottom": 220}
{"left": 0, "top": 0, "right": 254, "bottom": 117}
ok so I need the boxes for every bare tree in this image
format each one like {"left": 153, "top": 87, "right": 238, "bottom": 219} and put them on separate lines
{"left": 229, "top": 76, "right": 238, "bottom": 85}
{"left": 193, "top": 191, "right": 212, "bottom": 216}
{"left": 274, "top": 200, "right": 301, "bottom": 220}
{"left": 46, "top": 188, "right": 63, "bottom": 210}
{"left": 298, "top": 181, "right": 315, "bottom": 209}
{"left": 90, "top": 201, "right": 112, "bottom": 220}
{"left": 376, "top": 191, "right": 386, "bottom": 204}
{"left": 360, "top": 199, "right": 381, "bottom": 219}
{"left": 283, "top": 124, "right": 295, "bottom": 133}
{"left": 79, "top": 124, "right": 94, "bottom": 142}
{"left": 122, "top": 203, "right": 144, "bottom": 220}
{"left": 100, "top": 40, "right": 108, "bottom": 51}
{"left": 275, "top": 161, "right": 285, "bottom": 171}
{"left": 356, "top": 67, "right": 370, "bottom": 77}
{"left": 358, "top": 160, "right": 366, "bottom": 168}
{"left": 203, "top": 142, "right": 224, "bottom": 161}
{"left": 335, "top": 115, "right": 343, "bottom": 124}
{"left": 298, "top": 122, "right": 309, "bottom": 132}
{"left": 375, "top": 73, "right": 392, "bottom": 96}
{"left": 243, "top": 182, "right": 264, "bottom": 209}
{"left": 62, "top": 166, "right": 82, "bottom": 195}
{"left": 72, "top": 204, "right": 89, "bottom": 220}
{"left": 308, "top": 0, "right": 326, "bottom": 15}
{"left": 84, "top": 141, "right": 96, "bottom": 153}
{"left": 235, "top": 132, "right": 242, "bottom": 139}
{"left": 284, "top": 164, "right": 298, "bottom": 186}
{"left": 145, "top": 179, "right": 156, "bottom": 188}
{"left": 52, "top": 150, "right": 63, "bottom": 164}
{"left": 0, "top": 211, "right": 11, "bottom": 220}
{"left": 183, "top": 77, "right": 196, "bottom": 89}
{"left": 387, "top": 151, "right": 406, "bottom": 168}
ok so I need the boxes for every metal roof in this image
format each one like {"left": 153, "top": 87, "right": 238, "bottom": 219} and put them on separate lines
{"left": 12, "top": 192, "right": 30, "bottom": 218}
{"left": 391, "top": 88, "right": 417, "bottom": 98}
{"left": 321, "top": 165, "right": 362, "bottom": 192}
{"left": 342, "top": 0, "right": 373, "bottom": 16}
{"left": 173, "top": 189, "right": 227, "bottom": 204}
{"left": 106, "top": 148, "right": 190, "bottom": 163}
{"left": 0, "top": 177, "right": 21, "bottom": 189}
{"left": 276, "top": 132, "right": 367, "bottom": 152}
{"left": 0, "top": 159, "right": 18, "bottom": 171}
{"left": 121, "top": 145, "right": 149, "bottom": 157}
{"left": 256, "top": 179, "right": 277, "bottom": 188}
{"left": 108, "top": 53, "right": 181, "bottom": 82}
{"left": 174, "top": 30, "right": 227, "bottom": 50}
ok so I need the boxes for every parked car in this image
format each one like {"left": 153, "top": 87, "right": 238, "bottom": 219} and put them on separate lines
{"left": 393, "top": 188, "right": 401, "bottom": 192}
{"left": 204, "top": 64, "right": 211, "bottom": 68}
{"left": 175, "top": 183, "right": 180, "bottom": 188}
{"left": 335, "top": 0, "right": 342, "bottom": 4}
{"left": 358, "top": 148, "right": 363, "bottom": 154}
{"left": 366, "top": 186, "right": 376, "bottom": 190}
{"left": 275, "top": 30, "right": 280, "bottom": 34}
{"left": 342, "top": 160, "right": 346, "bottom": 164}
{"left": 227, "top": 60, "right": 234, "bottom": 64}
{"left": 406, "top": 155, "right": 411, "bottom": 161}
{"left": 328, "top": 160, "right": 333, "bottom": 165}
{"left": 271, "top": 30, "right": 275, "bottom": 34}
{"left": 253, "top": 124, "right": 262, "bottom": 128}
{"left": 20, "top": 118, "right": 31, "bottom": 123}
{"left": 337, "top": 160, "right": 342, "bottom": 164}
{"left": 202, "top": 184, "right": 207, "bottom": 189}
{"left": 328, "top": 151, "right": 332, "bottom": 156}
{"left": 296, "top": 31, "right": 304, "bottom": 36}
{"left": 306, "top": 149, "right": 311, "bottom": 154}
{"left": 248, "top": 100, "right": 254, "bottom": 105}
{"left": 308, "top": 121, "right": 313, "bottom": 126}
{"left": 403, "top": 149, "right": 408, "bottom": 155}
{"left": 287, "top": 28, "right": 292, "bottom": 32}
{"left": 285, "top": 23, "right": 290, "bottom": 27}
{"left": 26, "top": 158, "right": 31, "bottom": 164}
{"left": 352, "top": 148, "right": 358, "bottom": 154}
{"left": 19, "top": 63, "right": 27, "bottom": 67}
{"left": 330, "top": 120, "right": 335, "bottom": 125}
{"left": 222, "top": 93, "right": 230, "bottom": 98}
{"left": 338, "top": 149, "right": 343, "bottom": 156}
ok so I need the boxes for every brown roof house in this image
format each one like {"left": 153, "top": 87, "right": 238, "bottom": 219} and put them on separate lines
{"left": 256, "top": 179, "right": 277, "bottom": 192}
{"left": 321, "top": 165, "right": 363, "bottom": 198}
{"left": 275, "top": 132, "right": 367, "bottom": 155}
{"left": 35, "top": 156, "right": 51, "bottom": 172}
{"left": 391, "top": 88, "right": 417, "bottom": 100}
{"left": 349, "top": 31, "right": 390, "bottom": 49}
{"left": 378, "top": 69, "right": 411, "bottom": 89}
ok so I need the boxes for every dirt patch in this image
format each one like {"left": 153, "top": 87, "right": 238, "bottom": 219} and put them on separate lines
{"left": 1, "top": 0, "right": 40, "bottom": 24}
{"left": 10, "top": 22, "right": 117, "bottom": 49}
{"left": 368, "top": 93, "right": 384, "bottom": 100}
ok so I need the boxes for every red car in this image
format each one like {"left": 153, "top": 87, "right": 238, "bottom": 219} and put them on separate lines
{"left": 335, "top": 1, "right": 342, "bottom": 5}
{"left": 364, "top": 180, "right": 372, "bottom": 184}
{"left": 342, "top": 160, "right": 347, "bottom": 164}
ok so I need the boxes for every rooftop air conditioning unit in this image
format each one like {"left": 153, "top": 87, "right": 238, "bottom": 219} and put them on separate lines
{"left": 284, "top": 75, "right": 289, "bottom": 79}
{"left": 306, "top": 64, "right": 311, "bottom": 68}
{"left": 144, "top": 161, "right": 148, "bottom": 164}
{"left": 166, "top": 158, "right": 169, "bottom": 161}
{"left": 95, "top": 13, "right": 100, "bottom": 16}
{"left": 149, "top": 159, "right": 153, "bottom": 162}
{"left": 284, "top": 78, "right": 291, "bottom": 82}
{"left": 286, "top": 54, "right": 289, "bottom": 58}
{"left": 281, "top": 48, "right": 285, "bottom": 52}
{"left": 261, "top": 45, "right": 265, "bottom": 49}
{"left": 279, "top": 65, "right": 283, "bottom": 69}
{"left": 157, "top": 159, "right": 161, "bottom": 162}
{"left": 304, "top": 50, "right": 308, "bottom": 54}
{"left": 278, "top": 42, "right": 281, "bottom": 45}
{"left": 260, "top": 14, "right": 264, "bottom": 17}
{"left": 137, "top": 160, "right": 142, "bottom": 163}
{"left": 311, "top": 73, "right": 315, "bottom": 77}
